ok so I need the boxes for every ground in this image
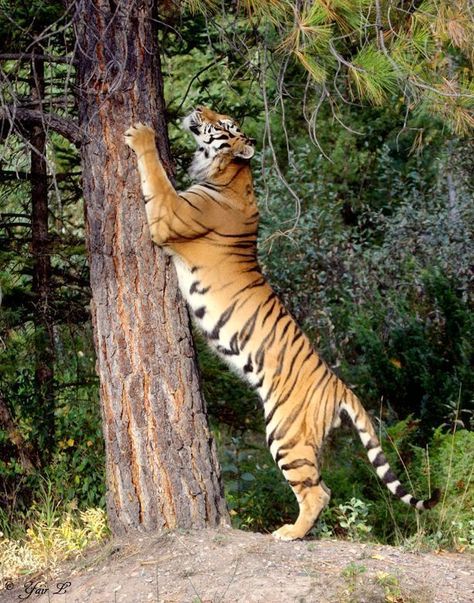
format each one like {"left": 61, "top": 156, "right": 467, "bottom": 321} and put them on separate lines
{"left": 1, "top": 528, "right": 472, "bottom": 603}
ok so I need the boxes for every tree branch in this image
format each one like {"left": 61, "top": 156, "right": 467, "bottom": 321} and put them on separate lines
{"left": 0, "top": 169, "right": 80, "bottom": 181}
{"left": 0, "top": 107, "right": 82, "bottom": 145}
{"left": 0, "top": 52, "right": 77, "bottom": 64}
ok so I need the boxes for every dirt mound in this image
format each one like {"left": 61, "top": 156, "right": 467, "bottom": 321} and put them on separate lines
{"left": 1, "top": 528, "right": 472, "bottom": 602}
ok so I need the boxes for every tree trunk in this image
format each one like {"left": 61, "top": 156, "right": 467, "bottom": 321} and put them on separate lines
{"left": 30, "top": 52, "right": 55, "bottom": 460}
{"left": 72, "top": 0, "right": 228, "bottom": 535}
{"left": 0, "top": 391, "right": 40, "bottom": 472}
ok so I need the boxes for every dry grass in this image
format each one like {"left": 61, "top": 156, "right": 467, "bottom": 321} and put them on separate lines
{"left": 0, "top": 507, "right": 108, "bottom": 582}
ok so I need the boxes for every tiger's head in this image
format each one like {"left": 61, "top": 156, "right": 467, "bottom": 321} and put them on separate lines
{"left": 183, "top": 106, "right": 255, "bottom": 181}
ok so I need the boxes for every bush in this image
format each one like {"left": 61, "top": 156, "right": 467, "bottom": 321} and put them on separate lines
{"left": 0, "top": 326, "right": 105, "bottom": 522}
{"left": 341, "top": 269, "right": 473, "bottom": 436}
{"left": 218, "top": 431, "right": 296, "bottom": 533}
{"left": 320, "top": 417, "right": 474, "bottom": 549}
{"left": 408, "top": 426, "right": 474, "bottom": 550}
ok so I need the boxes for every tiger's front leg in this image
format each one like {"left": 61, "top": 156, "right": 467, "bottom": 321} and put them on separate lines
{"left": 125, "top": 123, "right": 200, "bottom": 246}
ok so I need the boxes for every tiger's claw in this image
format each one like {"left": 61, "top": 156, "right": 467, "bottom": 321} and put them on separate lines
{"left": 124, "top": 123, "right": 156, "bottom": 153}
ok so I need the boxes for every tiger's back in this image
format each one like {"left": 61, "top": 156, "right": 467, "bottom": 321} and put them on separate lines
{"left": 125, "top": 106, "right": 439, "bottom": 540}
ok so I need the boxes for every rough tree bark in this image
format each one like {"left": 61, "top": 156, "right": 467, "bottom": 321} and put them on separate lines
{"left": 30, "top": 52, "right": 55, "bottom": 460}
{"left": 72, "top": 0, "right": 228, "bottom": 535}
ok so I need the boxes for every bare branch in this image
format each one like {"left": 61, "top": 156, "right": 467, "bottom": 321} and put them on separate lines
{"left": 0, "top": 53, "right": 77, "bottom": 65}
{"left": 0, "top": 107, "right": 82, "bottom": 145}
{"left": 0, "top": 169, "right": 80, "bottom": 182}
{"left": 410, "top": 78, "right": 474, "bottom": 100}
{"left": 174, "top": 56, "right": 225, "bottom": 114}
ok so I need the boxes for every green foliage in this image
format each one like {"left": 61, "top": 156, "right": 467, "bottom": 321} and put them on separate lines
{"left": 332, "top": 498, "right": 373, "bottom": 541}
{"left": 0, "top": 326, "right": 104, "bottom": 522}
{"left": 219, "top": 432, "right": 296, "bottom": 532}
{"left": 407, "top": 426, "right": 474, "bottom": 550}
{"left": 349, "top": 45, "right": 398, "bottom": 105}
{"left": 341, "top": 270, "right": 473, "bottom": 435}
{"left": 0, "top": 0, "right": 94, "bottom": 527}
{"left": 320, "top": 417, "right": 474, "bottom": 549}
{"left": 0, "top": 1, "right": 65, "bottom": 50}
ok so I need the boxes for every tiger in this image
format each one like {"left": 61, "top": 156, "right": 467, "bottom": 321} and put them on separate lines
{"left": 124, "top": 106, "right": 439, "bottom": 541}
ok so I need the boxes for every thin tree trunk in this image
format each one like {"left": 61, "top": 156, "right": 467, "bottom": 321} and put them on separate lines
{"left": 30, "top": 52, "right": 55, "bottom": 460}
{"left": 0, "top": 391, "right": 40, "bottom": 472}
{"left": 73, "top": 0, "right": 228, "bottom": 535}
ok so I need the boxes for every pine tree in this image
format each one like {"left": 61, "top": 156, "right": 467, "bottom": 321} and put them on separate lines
{"left": 181, "top": 0, "right": 474, "bottom": 134}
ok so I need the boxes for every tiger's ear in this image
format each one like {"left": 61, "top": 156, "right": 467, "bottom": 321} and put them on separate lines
{"left": 235, "top": 143, "right": 255, "bottom": 160}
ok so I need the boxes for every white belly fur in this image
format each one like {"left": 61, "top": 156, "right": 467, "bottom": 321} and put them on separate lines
{"left": 172, "top": 255, "right": 261, "bottom": 386}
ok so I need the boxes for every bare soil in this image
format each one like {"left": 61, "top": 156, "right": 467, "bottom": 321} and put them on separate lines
{"left": 1, "top": 528, "right": 472, "bottom": 603}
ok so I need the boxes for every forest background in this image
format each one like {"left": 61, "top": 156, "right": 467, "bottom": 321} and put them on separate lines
{"left": 0, "top": 0, "right": 473, "bottom": 579}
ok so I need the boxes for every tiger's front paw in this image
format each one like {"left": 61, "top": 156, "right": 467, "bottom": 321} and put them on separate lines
{"left": 124, "top": 123, "right": 156, "bottom": 154}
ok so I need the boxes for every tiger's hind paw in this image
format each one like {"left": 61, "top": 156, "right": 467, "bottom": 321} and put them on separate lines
{"left": 272, "top": 524, "right": 306, "bottom": 541}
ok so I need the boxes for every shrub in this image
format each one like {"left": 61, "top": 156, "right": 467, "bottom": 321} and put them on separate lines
{"left": 219, "top": 432, "right": 296, "bottom": 533}
{"left": 407, "top": 426, "right": 474, "bottom": 550}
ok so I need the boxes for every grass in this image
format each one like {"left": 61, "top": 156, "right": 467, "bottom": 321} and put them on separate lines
{"left": 0, "top": 479, "right": 109, "bottom": 582}
{"left": 336, "top": 564, "right": 433, "bottom": 603}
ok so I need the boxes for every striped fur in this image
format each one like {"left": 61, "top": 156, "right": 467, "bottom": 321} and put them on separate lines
{"left": 125, "top": 107, "right": 439, "bottom": 541}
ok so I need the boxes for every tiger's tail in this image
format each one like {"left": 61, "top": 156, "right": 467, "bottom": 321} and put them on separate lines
{"left": 340, "top": 389, "right": 440, "bottom": 511}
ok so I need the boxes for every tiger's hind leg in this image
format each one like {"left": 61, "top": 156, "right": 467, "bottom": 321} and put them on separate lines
{"left": 272, "top": 447, "right": 331, "bottom": 541}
